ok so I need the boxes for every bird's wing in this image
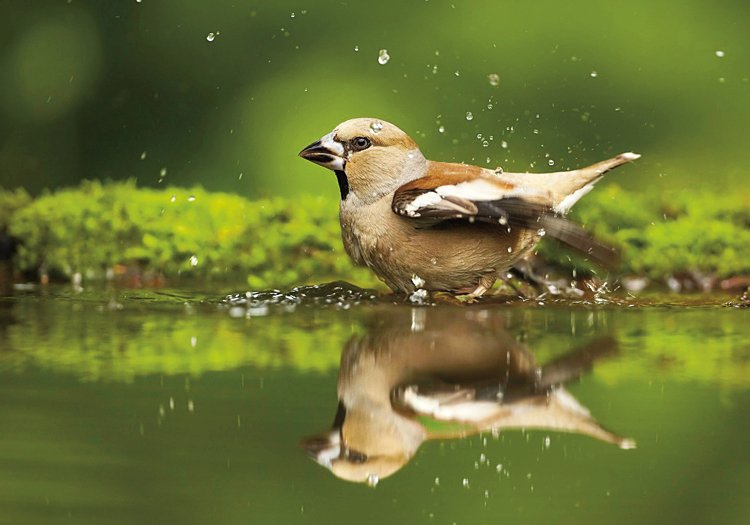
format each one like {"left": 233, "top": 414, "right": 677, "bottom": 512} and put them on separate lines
{"left": 391, "top": 383, "right": 502, "bottom": 438}
{"left": 391, "top": 163, "right": 619, "bottom": 268}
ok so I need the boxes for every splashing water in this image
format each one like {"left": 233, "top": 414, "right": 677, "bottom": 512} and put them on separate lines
{"left": 377, "top": 49, "right": 390, "bottom": 65}
{"left": 222, "top": 282, "right": 378, "bottom": 313}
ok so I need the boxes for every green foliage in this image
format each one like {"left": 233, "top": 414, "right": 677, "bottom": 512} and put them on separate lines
{"left": 0, "top": 187, "right": 31, "bottom": 232}
{"left": 8, "top": 180, "right": 378, "bottom": 288}
{"left": 6, "top": 181, "right": 750, "bottom": 287}
{"left": 539, "top": 184, "right": 750, "bottom": 279}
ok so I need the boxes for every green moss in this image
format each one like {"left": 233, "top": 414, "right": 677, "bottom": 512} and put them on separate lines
{"left": 0, "top": 187, "right": 32, "bottom": 232}
{"left": 4, "top": 181, "right": 750, "bottom": 287}
{"left": 539, "top": 184, "right": 750, "bottom": 279}
{"left": 7, "top": 181, "right": 379, "bottom": 288}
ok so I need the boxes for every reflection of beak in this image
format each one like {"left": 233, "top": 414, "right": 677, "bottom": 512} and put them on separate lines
{"left": 300, "top": 429, "right": 341, "bottom": 468}
{"left": 298, "top": 132, "right": 346, "bottom": 171}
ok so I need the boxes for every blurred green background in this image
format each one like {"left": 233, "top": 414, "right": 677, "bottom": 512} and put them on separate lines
{"left": 1, "top": 0, "right": 748, "bottom": 198}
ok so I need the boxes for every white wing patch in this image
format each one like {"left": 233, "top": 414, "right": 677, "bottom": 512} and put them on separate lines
{"left": 554, "top": 184, "right": 595, "bottom": 214}
{"left": 403, "top": 191, "right": 443, "bottom": 216}
{"left": 400, "top": 177, "right": 546, "bottom": 217}
{"left": 435, "top": 179, "right": 507, "bottom": 201}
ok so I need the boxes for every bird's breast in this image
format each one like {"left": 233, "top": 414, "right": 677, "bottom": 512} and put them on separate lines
{"left": 339, "top": 196, "right": 540, "bottom": 294}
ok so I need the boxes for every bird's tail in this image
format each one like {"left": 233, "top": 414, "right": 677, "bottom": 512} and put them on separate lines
{"left": 551, "top": 152, "right": 641, "bottom": 213}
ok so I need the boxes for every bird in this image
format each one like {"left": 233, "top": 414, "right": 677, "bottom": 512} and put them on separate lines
{"left": 299, "top": 118, "right": 640, "bottom": 298}
{"left": 300, "top": 307, "right": 634, "bottom": 485}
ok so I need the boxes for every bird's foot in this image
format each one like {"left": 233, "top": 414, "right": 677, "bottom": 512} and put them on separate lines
{"left": 446, "top": 284, "right": 489, "bottom": 304}
{"left": 431, "top": 285, "right": 487, "bottom": 305}
{"left": 432, "top": 292, "right": 469, "bottom": 305}
{"left": 504, "top": 264, "right": 586, "bottom": 300}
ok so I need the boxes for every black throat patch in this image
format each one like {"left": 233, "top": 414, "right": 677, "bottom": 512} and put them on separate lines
{"left": 334, "top": 170, "right": 349, "bottom": 200}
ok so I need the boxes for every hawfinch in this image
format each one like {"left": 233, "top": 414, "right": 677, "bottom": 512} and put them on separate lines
{"left": 299, "top": 118, "right": 640, "bottom": 298}
{"left": 301, "top": 308, "right": 634, "bottom": 485}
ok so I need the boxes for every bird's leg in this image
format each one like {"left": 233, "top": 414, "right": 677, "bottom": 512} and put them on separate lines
{"left": 467, "top": 283, "right": 489, "bottom": 299}
{"left": 456, "top": 276, "right": 496, "bottom": 303}
{"left": 507, "top": 260, "right": 584, "bottom": 298}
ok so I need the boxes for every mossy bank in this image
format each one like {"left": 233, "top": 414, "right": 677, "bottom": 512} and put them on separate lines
{"left": 1, "top": 181, "right": 749, "bottom": 291}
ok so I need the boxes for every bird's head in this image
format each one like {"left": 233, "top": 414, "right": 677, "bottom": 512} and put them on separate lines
{"left": 299, "top": 118, "right": 426, "bottom": 202}
{"left": 300, "top": 399, "right": 425, "bottom": 485}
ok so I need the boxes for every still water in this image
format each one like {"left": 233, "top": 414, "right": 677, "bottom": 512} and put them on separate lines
{"left": 0, "top": 286, "right": 748, "bottom": 524}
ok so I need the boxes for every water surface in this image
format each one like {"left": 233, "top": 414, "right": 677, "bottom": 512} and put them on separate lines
{"left": 1, "top": 286, "right": 748, "bottom": 524}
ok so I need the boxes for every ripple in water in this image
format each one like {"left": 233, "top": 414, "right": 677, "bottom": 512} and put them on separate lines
{"left": 222, "top": 281, "right": 378, "bottom": 315}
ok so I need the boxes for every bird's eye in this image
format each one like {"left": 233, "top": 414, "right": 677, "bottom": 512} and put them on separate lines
{"left": 351, "top": 137, "right": 372, "bottom": 151}
{"left": 344, "top": 447, "right": 368, "bottom": 464}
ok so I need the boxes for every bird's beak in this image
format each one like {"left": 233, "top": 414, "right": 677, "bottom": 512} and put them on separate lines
{"left": 299, "top": 132, "right": 346, "bottom": 171}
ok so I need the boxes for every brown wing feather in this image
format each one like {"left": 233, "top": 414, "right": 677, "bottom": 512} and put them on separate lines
{"left": 392, "top": 175, "right": 619, "bottom": 269}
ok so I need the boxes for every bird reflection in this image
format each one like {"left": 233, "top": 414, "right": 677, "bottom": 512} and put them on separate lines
{"left": 301, "top": 307, "right": 634, "bottom": 485}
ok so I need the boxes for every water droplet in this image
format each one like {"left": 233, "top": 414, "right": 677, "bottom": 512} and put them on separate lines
{"left": 206, "top": 32, "right": 219, "bottom": 42}
{"left": 465, "top": 112, "right": 473, "bottom": 121}
{"left": 140, "top": 151, "right": 147, "bottom": 160}
{"left": 544, "top": 436, "right": 551, "bottom": 448}
{"left": 187, "top": 195, "right": 196, "bottom": 202}
{"left": 366, "top": 474, "right": 380, "bottom": 487}
{"left": 487, "top": 73, "right": 500, "bottom": 86}
{"left": 290, "top": 12, "right": 295, "bottom": 18}
{"left": 354, "top": 45, "right": 359, "bottom": 52}
{"left": 718, "top": 77, "right": 726, "bottom": 83}
{"left": 590, "top": 70, "right": 598, "bottom": 78}
{"left": 537, "top": 228, "right": 546, "bottom": 237}
{"left": 370, "top": 121, "right": 383, "bottom": 133}
{"left": 715, "top": 50, "right": 725, "bottom": 58}
{"left": 462, "top": 478, "right": 470, "bottom": 488}
{"left": 159, "top": 167, "right": 167, "bottom": 180}
{"left": 507, "top": 246, "right": 512, "bottom": 253}
{"left": 377, "top": 49, "right": 390, "bottom": 65}
{"left": 500, "top": 140, "right": 508, "bottom": 149}
{"left": 189, "top": 255, "right": 198, "bottom": 267}
{"left": 482, "top": 140, "right": 489, "bottom": 147}
{"left": 187, "top": 399, "right": 194, "bottom": 412}
{"left": 438, "top": 125, "right": 445, "bottom": 133}
{"left": 495, "top": 463, "right": 503, "bottom": 472}
{"left": 548, "top": 159, "right": 555, "bottom": 166}
{"left": 434, "top": 477, "right": 440, "bottom": 486}
{"left": 454, "top": 70, "right": 461, "bottom": 77}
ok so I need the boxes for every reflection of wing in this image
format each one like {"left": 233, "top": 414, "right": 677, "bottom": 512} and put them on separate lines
{"left": 391, "top": 335, "right": 634, "bottom": 449}
{"left": 538, "top": 336, "right": 618, "bottom": 389}
{"left": 391, "top": 383, "right": 510, "bottom": 439}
